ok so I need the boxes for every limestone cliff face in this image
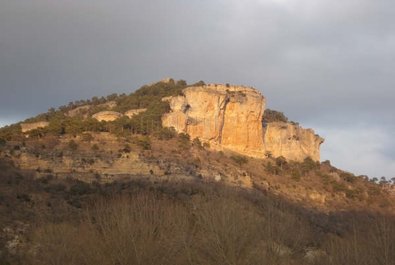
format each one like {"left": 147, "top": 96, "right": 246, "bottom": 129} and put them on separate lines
{"left": 163, "top": 84, "right": 266, "bottom": 157}
{"left": 125, "top": 108, "right": 147, "bottom": 118}
{"left": 92, "top": 111, "right": 123, "bottom": 122}
{"left": 162, "top": 84, "right": 323, "bottom": 161}
{"left": 263, "top": 122, "right": 324, "bottom": 161}
{"left": 21, "top": 121, "right": 49, "bottom": 133}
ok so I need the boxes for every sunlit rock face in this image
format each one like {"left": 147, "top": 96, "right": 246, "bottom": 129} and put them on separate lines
{"left": 124, "top": 108, "right": 147, "bottom": 118}
{"left": 163, "top": 84, "right": 266, "bottom": 158}
{"left": 263, "top": 122, "right": 324, "bottom": 161}
{"left": 21, "top": 121, "right": 50, "bottom": 133}
{"left": 162, "top": 84, "right": 324, "bottom": 162}
{"left": 92, "top": 111, "right": 123, "bottom": 122}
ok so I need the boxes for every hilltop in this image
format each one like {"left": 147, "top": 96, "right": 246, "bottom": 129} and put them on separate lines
{"left": 0, "top": 78, "right": 393, "bottom": 210}
{"left": 0, "top": 78, "right": 394, "bottom": 264}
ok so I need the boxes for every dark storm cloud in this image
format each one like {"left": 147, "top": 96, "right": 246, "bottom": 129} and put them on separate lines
{"left": 0, "top": 0, "right": 394, "bottom": 177}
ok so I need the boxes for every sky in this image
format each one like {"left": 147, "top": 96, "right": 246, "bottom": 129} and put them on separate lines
{"left": 0, "top": 0, "right": 394, "bottom": 178}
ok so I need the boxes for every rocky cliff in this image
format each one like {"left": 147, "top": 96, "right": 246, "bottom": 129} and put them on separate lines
{"left": 264, "top": 122, "right": 324, "bottom": 161}
{"left": 162, "top": 84, "right": 323, "bottom": 161}
{"left": 21, "top": 121, "right": 49, "bottom": 133}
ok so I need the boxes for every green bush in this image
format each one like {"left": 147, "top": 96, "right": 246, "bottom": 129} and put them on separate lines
{"left": 262, "top": 109, "right": 289, "bottom": 123}
{"left": 114, "top": 80, "right": 187, "bottom": 113}
{"left": 301, "top": 157, "right": 318, "bottom": 173}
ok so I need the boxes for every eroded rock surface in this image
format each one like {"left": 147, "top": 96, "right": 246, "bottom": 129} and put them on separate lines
{"left": 21, "top": 121, "right": 49, "bottom": 133}
{"left": 264, "top": 122, "right": 324, "bottom": 161}
{"left": 162, "top": 84, "right": 323, "bottom": 161}
{"left": 92, "top": 111, "right": 123, "bottom": 122}
{"left": 125, "top": 108, "right": 147, "bottom": 118}
{"left": 163, "top": 84, "right": 266, "bottom": 158}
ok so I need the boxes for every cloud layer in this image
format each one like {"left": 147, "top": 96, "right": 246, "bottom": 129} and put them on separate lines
{"left": 0, "top": 0, "right": 394, "bottom": 178}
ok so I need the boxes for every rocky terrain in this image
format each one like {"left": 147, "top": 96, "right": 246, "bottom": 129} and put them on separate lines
{"left": 163, "top": 84, "right": 323, "bottom": 161}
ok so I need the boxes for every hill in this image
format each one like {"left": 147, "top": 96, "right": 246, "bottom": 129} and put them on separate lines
{"left": 0, "top": 78, "right": 394, "bottom": 264}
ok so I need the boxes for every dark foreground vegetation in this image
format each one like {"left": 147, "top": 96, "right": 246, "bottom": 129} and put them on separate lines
{"left": 0, "top": 159, "right": 394, "bottom": 265}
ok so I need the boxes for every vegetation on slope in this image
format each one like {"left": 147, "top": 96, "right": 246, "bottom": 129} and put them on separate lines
{"left": 0, "top": 79, "right": 194, "bottom": 141}
{"left": 0, "top": 79, "right": 394, "bottom": 264}
{"left": 263, "top": 109, "right": 289, "bottom": 123}
{"left": 0, "top": 159, "right": 394, "bottom": 265}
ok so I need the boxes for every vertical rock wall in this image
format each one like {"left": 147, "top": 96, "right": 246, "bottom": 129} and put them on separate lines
{"left": 162, "top": 84, "right": 324, "bottom": 161}
{"left": 163, "top": 85, "right": 266, "bottom": 158}
{"left": 263, "top": 122, "right": 324, "bottom": 161}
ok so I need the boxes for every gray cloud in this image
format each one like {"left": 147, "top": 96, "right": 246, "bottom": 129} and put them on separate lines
{"left": 0, "top": 0, "right": 394, "bottom": 177}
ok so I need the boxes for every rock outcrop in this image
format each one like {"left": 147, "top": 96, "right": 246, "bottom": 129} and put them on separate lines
{"left": 163, "top": 84, "right": 266, "bottom": 158}
{"left": 66, "top": 105, "right": 90, "bottom": 118}
{"left": 21, "top": 121, "right": 49, "bottom": 133}
{"left": 125, "top": 108, "right": 147, "bottom": 118}
{"left": 264, "top": 122, "right": 324, "bottom": 161}
{"left": 162, "top": 84, "right": 323, "bottom": 161}
{"left": 92, "top": 111, "right": 123, "bottom": 122}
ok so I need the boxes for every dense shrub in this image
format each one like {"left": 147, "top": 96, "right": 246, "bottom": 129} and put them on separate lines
{"left": 263, "top": 109, "right": 289, "bottom": 123}
{"left": 300, "top": 157, "right": 319, "bottom": 173}
{"left": 230, "top": 155, "right": 248, "bottom": 166}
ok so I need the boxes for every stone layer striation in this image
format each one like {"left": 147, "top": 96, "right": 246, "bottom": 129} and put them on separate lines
{"left": 162, "top": 84, "right": 324, "bottom": 161}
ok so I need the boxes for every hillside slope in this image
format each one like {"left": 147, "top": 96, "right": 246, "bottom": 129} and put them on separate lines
{"left": 0, "top": 79, "right": 393, "bottom": 212}
{"left": 0, "top": 79, "right": 395, "bottom": 264}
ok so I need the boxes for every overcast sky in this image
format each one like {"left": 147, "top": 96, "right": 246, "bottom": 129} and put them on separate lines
{"left": 0, "top": 0, "right": 394, "bottom": 178}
